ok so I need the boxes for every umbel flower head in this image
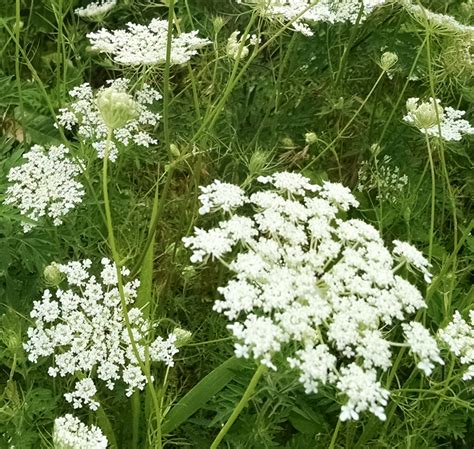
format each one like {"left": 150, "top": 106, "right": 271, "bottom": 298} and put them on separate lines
{"left": 226, "top": 31, "right": 260, "bottom": 60}
{"left": 235, "top": 0, "right": 388, "bottom": 36}
{"left": 403, "top": 97, "right": 474, "bottom": 141}
{"left": 57, "top": 78, "right": 162, "bottom": 161}
{"left": 24, "top": 258, "right": 178, "bottom": 409}
{"left": 53, "top": 414, "right": 107, "bottom": 449}
{"left": 4, "top": 144, "right": 84, "bottom": 232}
{"left": 379, "top": 51, "right": 398, "bottom": 72}
{"left": 183, "top": 172, "right": 444, "bottom": 422}
{"left": 439, "top": 310, "right": 474, "bottom": 381}
{"left": 75, "top": 0, "right": 116, "bottom": 19}
{"left": 87, "top": 18, "right": 210, "bottom": 66}
{"left": 357, "top": 155, "right": 408, "bottom": 204}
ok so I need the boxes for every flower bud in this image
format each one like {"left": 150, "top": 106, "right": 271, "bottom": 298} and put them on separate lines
{"left": 370, "top": 143, "right": 381, "bottom": 157}
{"left": 170, "top": 143, "right": 181, "bottom": 158}
{"left": 226, "top": 31, "right": 249, "bottom": 60}
{"left": 412, "top": 101, "right": 443, "bottom": 129}
{"left": 44, "top": 262, "right": 63, "bottom": 287}
{"left": 173, "top": 328, "right": 193, "bottom": 347}
{"left": 380, "top": 52, "right": 398, "bottom": 71}
{"left": 248, "top": 150, "right": 270, "bottom": 176}
{"left": 304, "top": 132, "right": 318, "bottom": 145}
{"left": 213, "top": 16, "right": 225, "bottom": 34}
{"left": 281, "top": 137, "right": 295, "bottom": 148}
{"left": 96, "top": 87, "right": 137, "bottom": 129}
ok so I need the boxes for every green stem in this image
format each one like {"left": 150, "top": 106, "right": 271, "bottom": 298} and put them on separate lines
{"left": 210, "top": 364, "right": 266, "bottom": 448}
{"left": 131, "top": 165, "right": 174, "bottom": 276}
{"left": 422, "top": 17, "right": 458, "bottom": 298}
{"left": 102, "top": 129, "right": 163, "bottom": 449}
{"left": 424, "top": 133, "right": 436, "bottom": 262}
{"left": 334, "top": 3, "right": 364, "bottom": 85}
{"left": 415, "top": 359, "right": 456, "bottom": 435}
{"left": 131, "top": 391, "right": 141, "bottom": 449}
{"left": 14, "top": 0, "right": 24, "bottom": 131}
{"left": 132, "top": 0, "right": 176, "bottom": 277}
{"left": 328, "top": 419, "right": 342, "bottom": 449}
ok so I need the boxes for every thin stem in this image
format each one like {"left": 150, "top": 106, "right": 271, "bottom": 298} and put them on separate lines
{"left": 424, "top": 133, "right": 436, "bottom": 262}
{"left": 132, "top": 0, "right": 176, "bottom": 277}
{"left": 131, "top": 391, "right": 141, "bottom": 449}
{"left": 328, "top": 419, "right": 342, "bottom": 449}
{"left": 303, "top": 70, "right": 386, "bottom": 171}
{"left": 14, "top": 0, "right": 24, "bottom": 131}
{"left": 102, "top": 130, "right": 163, "bottom": 448}
{"left": 210, "top": 364, "right": 266, "bottom": 449}
{"left": 334, "top": 3, "right": 364, "bottom": 85}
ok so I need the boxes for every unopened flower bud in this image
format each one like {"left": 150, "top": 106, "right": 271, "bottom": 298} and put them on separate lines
{"left": 248, "top": 150, "right": 270, "bottom": 176}
{"left": 44, "top": 263, "right": 63, "bottom": 286}
{"left": 170, "top": 143, "right": 181, "bottom": 158}
{"left": 281, "top": 137, "right": 295, "bottom": 147}
{"left": 305, "top": 132, "right": 318, "bottom": 145}
{"left": 213, "top": 16, "right": 225, "bottom": 34}
{"left": 380, "top": 52, "right": 398, "bottom": 71}
{"left": 370, "top": 143, "right": 381, "bottom": 156}
{"left": 412, "top": 100, "right": 443, "bottom": 129}
{"left": 173, "top": 328, "right": 192, "bottom": 347}
{"left": 97, "top": 87, "right": 137, "bottom": 129}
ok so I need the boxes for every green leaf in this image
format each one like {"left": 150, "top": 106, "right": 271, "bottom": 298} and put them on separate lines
{"left": 288, "top": 402, "right": 328, "bottom": 435}
{"left": 162, "top": 357, "right": 243, "bottom": 435}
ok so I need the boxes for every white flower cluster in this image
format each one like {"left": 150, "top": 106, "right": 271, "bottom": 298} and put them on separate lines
{"left": 53, "top": 414, "right": 107, "bottom": 449}
{"left": 24, "top": 258, "right": 178, "bottom": 408}
{"left": 403, "top": 97, "right": 474, "bottom": 142}
{"left": 236, "top": 0, "right": 387, "bottom": 36}
{"left": 4, "top": 144, "right": 84, "bottom": 232}
{"left": 357, "top": 155, "right": 408, "bottom": 203}
{"left": 57, "top": 79, "right": 161, "bottom": 161}
{"left": 184, "top": 172, "right": 440, "bottom": 421}
{"left": 401, "top": 1, "right": 474, "bottom": 35}
{"left": 402, "top": 322, "right": 444, "bottom": 375}
{"left": 439, "top": 310, "right": 474, "bottom": 380}
{"left": 392, "top": 240, "right": 432, "bottom": 283}
{"left": 75, "top": 0, "right": 116, "bottom": 19}
{"left": 226, "top": 31, "right": 260, "bottom": 59}
{"left": 198, "top": 179, "right": 248, "bottom": 215}
{"left": 87, "top": 18, "right": 210, "bottom": 66}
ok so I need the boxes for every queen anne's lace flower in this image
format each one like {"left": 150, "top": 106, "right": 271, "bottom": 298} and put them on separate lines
{"left": 24, "top": 259, "right": 178, "bottom": 408}
{"left": 87, "top": 18, "right": 210, "bottom": 66}
{"left": 393, "top": 240, "right": 432, "bottom": 283}
{"left": 64, "top": 378, "right": 99, "bottom": 411}
{"left": 439, "top": 311, "right": 474, "bottom": 380}
{"left": 402, "top": 322, "right": 444, "bottom": 375}
{"left": 75, "top": 0, "right": 116, "bottom": 18}
{"left": 403, "top": 98, "right": 474, "bottom": 142}
{"left": 184, "top": 172, "right": 442, "bottom": 422}
{"left": 357, "top": 155, "right": 408, "bottom": 203}
{"left": 226, "top": 31, "right": 260, "bottom": 59}
{"left": 57, "top": 79, "right": 161, "bottom": 161}
{"left": 4, "top": 144, "right": 84, "bottom": 232}
{"left": 236, "top": 0, "right": 387, "bottom": 36}
{"left": 53, "top": 414, "right": 107, "bottom": 449}
{"left": 198, "top": 180, "right": 248, "bottom": 215}
{"left": 401, "top": 1, "right": 474, "bottom": 35}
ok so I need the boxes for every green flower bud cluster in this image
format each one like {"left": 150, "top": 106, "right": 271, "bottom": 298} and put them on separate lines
{"left": 96, "top": 87, "right": 138, "bottom": 130}
{"left": 380, "top": 52, "right": 398, "bottom": 72}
